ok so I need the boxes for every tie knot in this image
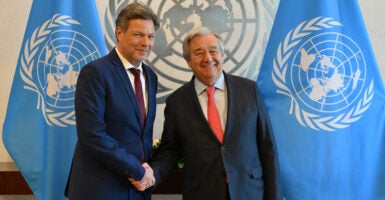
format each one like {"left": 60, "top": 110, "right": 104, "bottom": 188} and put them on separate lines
{"left": 206, "top": 86, "right": 215, "bottom": 96}
{"left": 129, "top": 68, "right": 141, "bottom": 77}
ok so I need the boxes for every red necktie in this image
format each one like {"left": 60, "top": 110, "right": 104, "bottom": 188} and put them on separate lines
{"left": 129, "top": 68, "right": 146, "bottom": 128}
{"left": 206, "top": 86, "right": 223, "bottom": 143}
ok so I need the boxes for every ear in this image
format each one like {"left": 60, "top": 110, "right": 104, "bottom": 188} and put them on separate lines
{"left": 186, "top": 59, "right": 193, "bottom": 69}
{"left": 115, "top": 26, "right": 123, "bottom": 43}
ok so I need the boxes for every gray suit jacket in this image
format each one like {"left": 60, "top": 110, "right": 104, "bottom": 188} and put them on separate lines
{"left": 151, "top": 73, "right": 282, "bottom": 200}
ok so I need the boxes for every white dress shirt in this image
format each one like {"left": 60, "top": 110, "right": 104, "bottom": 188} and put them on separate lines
{"left": 115, "top": 48, "right": 148, "bottom": 113}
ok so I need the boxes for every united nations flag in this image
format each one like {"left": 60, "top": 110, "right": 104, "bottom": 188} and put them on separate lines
{"left": 257, "top": 0, "right": 385, "bottom": 199}
{"left": 2, "top": 0, "right": 107, "bottom": 199}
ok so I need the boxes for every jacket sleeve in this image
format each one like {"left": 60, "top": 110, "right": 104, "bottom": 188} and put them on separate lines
{"left": 150, "top": 97, "right": 183, "bottom": 187}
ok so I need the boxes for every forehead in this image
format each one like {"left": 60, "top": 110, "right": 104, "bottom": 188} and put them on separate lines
{"left": 189, "top": 34, "right": 220, "bottom": 48}
{"left": 126, "top": 19, "right": 155, "bottom": 32}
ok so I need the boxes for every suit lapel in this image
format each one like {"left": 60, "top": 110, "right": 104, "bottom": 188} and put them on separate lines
{"left": 187, "top": 77, "right": 208, "bottom": 123}
{"left": 223, "top": 73, "right": 235, "bottom": 142}
{"left": 110, "top": 49, "right": 143, "bottom": 132}
{"left": 142, "top": 64, "right": 156, "bottom": 132}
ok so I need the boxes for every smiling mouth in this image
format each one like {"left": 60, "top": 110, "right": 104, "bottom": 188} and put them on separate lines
{"left": 202, "top": 64, "right": 217, "bottom": 68}
{"left": 137, "top": 50, "right": 150, "bottom": 55}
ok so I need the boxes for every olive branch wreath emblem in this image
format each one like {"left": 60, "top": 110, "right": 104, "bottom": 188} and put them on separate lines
{"left": 104, "top": 0, "right": 129, "bottom": 51}
{"left": 104, "top": 0, "right": 277, "bottom": 104}
{"left": 20, "top": 14, "right": 80, "bottom": 127}
{"left": 272, "top": 16, "right": 374, "bottom": 131}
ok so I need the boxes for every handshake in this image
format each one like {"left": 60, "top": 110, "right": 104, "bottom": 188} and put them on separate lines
{"left": 128, "top": 162, "right": 156, "bottom": 191}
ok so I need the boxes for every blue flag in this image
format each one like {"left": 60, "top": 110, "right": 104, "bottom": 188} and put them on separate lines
{"left": 257, "top": 0, "right": 385, "bottom": 199}
{"left": 2, "top": 0, "right": 107, "bottom": 199}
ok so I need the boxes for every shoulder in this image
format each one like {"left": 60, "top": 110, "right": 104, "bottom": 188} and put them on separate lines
{"left": 224, "top": 73, "right": 266, "bottom": 104}
{"left": 80, "top": 50, "right": 119, "bottom": 73}
{"left": 142, "top": 63, "right": 157, "bottom": 78}
{"left": 225, "top": 73, "right": 258, "bottom": 90}
{"left": 166, "top": 80, "right": 194, "bottom": 102}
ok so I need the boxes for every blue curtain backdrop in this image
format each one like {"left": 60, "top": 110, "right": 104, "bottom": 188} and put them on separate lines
{"left": 2, "top": 0, "right": 107, "bottom": 199}
{"left": 257, "top": 0, "right": 385, "bottom": 199}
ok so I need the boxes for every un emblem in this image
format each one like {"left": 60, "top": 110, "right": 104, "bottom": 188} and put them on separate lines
{"left": 20, "top": 14, "right": 102, "bottom": 127}
{"left": 104, "top": 0, "right": 277, "bottom": 103}
{"left": 273, "top": 17, "right": 374, "bottom": 131}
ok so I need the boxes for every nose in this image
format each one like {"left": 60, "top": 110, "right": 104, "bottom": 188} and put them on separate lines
{"left": 140, "top": 35, "right": 151, "bottom": 46}
{"left": 140, "top": 36, "right": 150, "bottom": 46}
{"left": 203, "top": 51, "right": 213, "bottom": 62}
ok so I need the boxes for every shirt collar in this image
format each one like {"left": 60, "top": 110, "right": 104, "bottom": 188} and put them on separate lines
{"left": 115, "top": 47, "right": 143, "bottom": 71}
{"left": 194, "top": 72, "right": 225, "bottom": 95}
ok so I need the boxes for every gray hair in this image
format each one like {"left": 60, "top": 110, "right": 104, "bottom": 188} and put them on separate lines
{"left": 182, "top": 26, "right": 225, "bottom": 61}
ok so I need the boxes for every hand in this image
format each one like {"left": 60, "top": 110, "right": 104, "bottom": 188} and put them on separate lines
{"left": 141, "top": 162, "right": 156, "bottom": 188}
{"left": 128, "top": 163, "right": 156, "bottom": 191}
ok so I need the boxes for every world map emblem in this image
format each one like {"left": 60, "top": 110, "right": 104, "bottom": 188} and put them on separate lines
{"left": 104, "top": 0, "right": 277, "bottom": 103}
{"left": 20, "top": 14, "right": 102, "bottom": 127}
{"left": 272, "top": 17, "right": 374, "bottom": 131}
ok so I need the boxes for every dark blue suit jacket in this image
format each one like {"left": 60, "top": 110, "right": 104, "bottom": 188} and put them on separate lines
{"left": 150, "top": 73, "right": 282, "bottom": 200}
{"left": 65, "top": 48, "right": 157, "bottom": 200}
